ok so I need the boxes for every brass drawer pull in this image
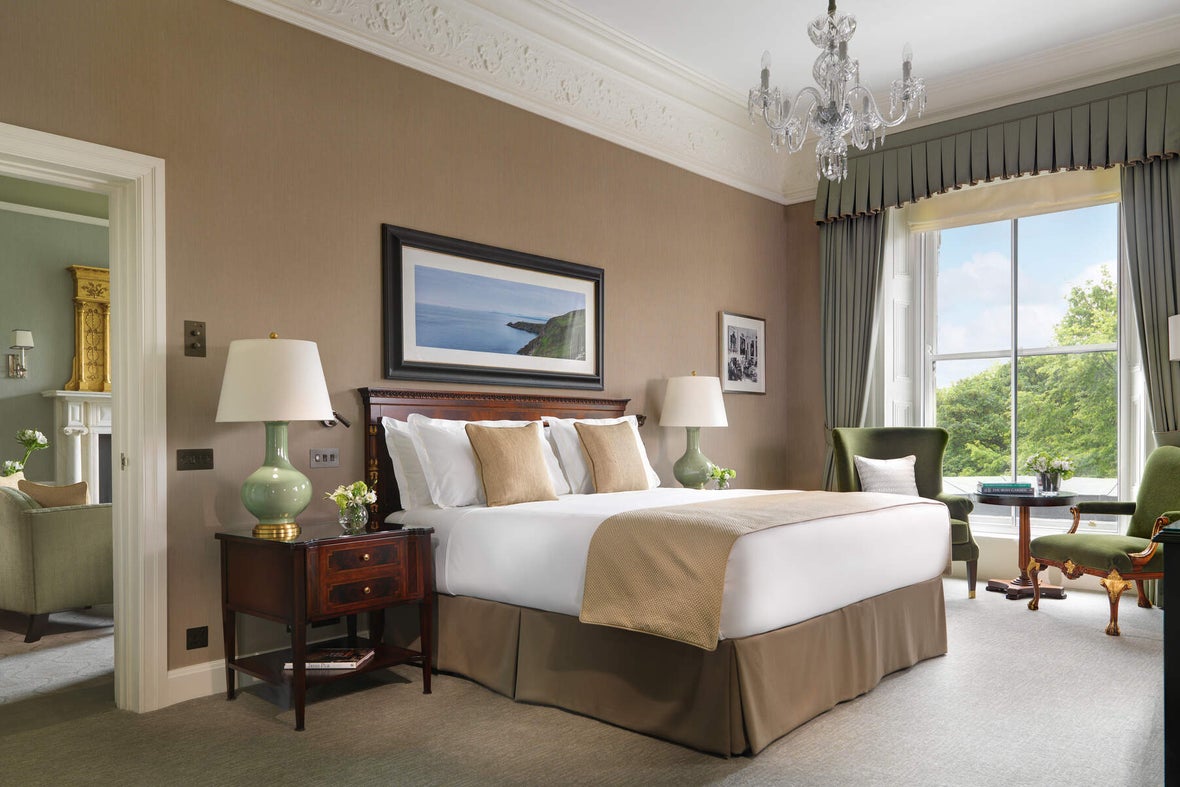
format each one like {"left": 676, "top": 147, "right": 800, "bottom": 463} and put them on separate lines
{"left": 361, "top": 553, "right": 371, "bottom": 562}
{"left": 363, "top": 586, "right": 372, "bottom": 595}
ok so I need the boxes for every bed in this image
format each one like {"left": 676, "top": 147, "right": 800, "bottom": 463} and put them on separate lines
{"left": 361, "top": 387, "right": 949, "bottom": 756}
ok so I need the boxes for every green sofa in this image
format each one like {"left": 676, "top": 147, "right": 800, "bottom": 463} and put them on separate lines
{"left": 0, "top": 486, "right": 113, "bottom": 642}
{"left": 832, "top": 427, "right": 980, "bottom": 597}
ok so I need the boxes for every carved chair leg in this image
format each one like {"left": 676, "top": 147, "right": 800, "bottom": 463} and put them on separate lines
{"left": 24, "top": 613, "right": 49, "bottom": 643}
{"left": 1027, "top": 558, "right": 1042, "bottom": 611}
{"left": 1099, "top": 569, "right": 1133, "bottom": 636}
{"left": 966, "top": 559, "right": 978, "bottom": 599}
{"left": 1135, "top": 580, "right": 1153, "bottom": 609}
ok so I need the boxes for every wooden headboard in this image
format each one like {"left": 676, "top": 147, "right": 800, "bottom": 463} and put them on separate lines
{"left": 360, "top": 388, "right": 630, "bottom": 525}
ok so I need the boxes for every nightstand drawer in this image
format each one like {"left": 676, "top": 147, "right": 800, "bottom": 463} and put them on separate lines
{"left": 323, "top": 541, "right": 403, "bottom": 574}
{"left": 320, "top": 573, "right": 406, "bottom": 614}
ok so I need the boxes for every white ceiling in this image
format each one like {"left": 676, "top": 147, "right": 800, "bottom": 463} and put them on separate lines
{"left": 239, "top": 0, "right": 1180, "bottom": 204}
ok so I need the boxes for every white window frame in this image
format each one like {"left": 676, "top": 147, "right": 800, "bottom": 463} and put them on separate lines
{"left": 880, "top": 189, "right": 1149, "bottom": 537}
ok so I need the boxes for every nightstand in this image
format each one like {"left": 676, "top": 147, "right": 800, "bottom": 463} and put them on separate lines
{"left": 215, "top": 523, "right": 435, "bottom": 730}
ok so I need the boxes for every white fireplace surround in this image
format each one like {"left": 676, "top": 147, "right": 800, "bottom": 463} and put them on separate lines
{"left": 42, "top": 390, "right": 112, "bottom": 503}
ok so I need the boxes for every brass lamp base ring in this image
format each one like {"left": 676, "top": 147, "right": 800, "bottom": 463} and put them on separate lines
{"left": 252, "top": 521, "right": 301, "bottom": 540}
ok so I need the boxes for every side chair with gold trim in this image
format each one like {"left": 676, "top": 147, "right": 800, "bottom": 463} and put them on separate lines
{"left": 1027, "top": 445, "right": 1180, "bottom": 635}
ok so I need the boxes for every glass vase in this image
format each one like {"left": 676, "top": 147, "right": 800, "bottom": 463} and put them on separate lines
{"left": 1037, "top": 472, "right": 1060, "bottom": 495}
{"left": 339, "top": 503, "right": 370, "bottom": 533}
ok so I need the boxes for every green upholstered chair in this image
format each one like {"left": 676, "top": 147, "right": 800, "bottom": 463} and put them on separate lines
{"left": 1028, "top": 445, "right": 1179, "bottom": 636}
{"left": 0, "top": 486, "right": 113, "bottom": 642}
{"left": 832, "top": 427, "right": 979, "bottom": 598}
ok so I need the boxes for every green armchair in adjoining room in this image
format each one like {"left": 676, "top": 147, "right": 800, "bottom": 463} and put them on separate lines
{"left": 832, "top": 427, "right": 980, "bottom": 598}
{"left": 0, "top": 487, "right": 113, "bottom": 642}
{"left": 1028, "top": 445, "right": 1179, "bottom": 636}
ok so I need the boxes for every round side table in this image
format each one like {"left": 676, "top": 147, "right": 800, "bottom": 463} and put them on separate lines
{"left": 974, "top": 492, "right": 1077, "bottom": 600}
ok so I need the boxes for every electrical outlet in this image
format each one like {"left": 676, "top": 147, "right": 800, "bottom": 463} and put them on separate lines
{"left": 186, "top": 626, "right": 208, "bottom": 650}
{"left": 177, "top": 448, "right": 214, "bottom": 471}
{"left": 310, "top": 448, "right": 339, "bottom": 468}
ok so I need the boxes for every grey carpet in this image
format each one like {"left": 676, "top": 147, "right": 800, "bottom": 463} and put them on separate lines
{"left": 0, "top": 605, "right": 114, "bottom": 704}
{"left": 0, "top": 581, "right": 1162, "bottom": 786}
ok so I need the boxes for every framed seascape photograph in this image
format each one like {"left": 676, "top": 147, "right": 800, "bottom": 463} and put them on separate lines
{"left": 720, "top": 311, "right": 765, "bottom": 394}
{"left": 382, "top": 224, "right": 604, "bottom": 390}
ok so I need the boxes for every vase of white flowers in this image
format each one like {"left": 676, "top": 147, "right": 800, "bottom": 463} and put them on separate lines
{"left": 326, "top": 480, "right": 377, "bottom": 533}
{"left": 0, "top": 429, "right": 49, "bottom": 479}
{"left": 708, "top": 465, "right": 736, "bottom": 490}
{"left": 1023, "top": 452, "right": 1074, "bottom": 496}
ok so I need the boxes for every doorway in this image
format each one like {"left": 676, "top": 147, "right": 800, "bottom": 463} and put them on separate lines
{"left": 0, "top": 122, "right": 167, "bottom": 712}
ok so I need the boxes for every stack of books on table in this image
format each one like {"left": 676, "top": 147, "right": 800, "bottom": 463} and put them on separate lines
{"left": 283, "top": 647, "right": 374, "bottom": 670}
{"left": 976, "top": 482, "right": 1035, "bottom": 495}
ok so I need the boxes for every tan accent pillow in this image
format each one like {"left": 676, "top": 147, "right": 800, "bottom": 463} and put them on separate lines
{"left": 464, "top": 423, "right": 557, "bottom": 507}
{"left": 18, "top": 479, "right": 88, "bottom": 507}
{"left": 574, "top": 421, "right": 649, "bottom": 493}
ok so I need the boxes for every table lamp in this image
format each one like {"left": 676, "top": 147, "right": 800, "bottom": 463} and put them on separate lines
{"left": 660, "top": 373, "right": 728, "bottom": 489}
{"left": 216, "top": 334, "right": 333, "bottom": 539}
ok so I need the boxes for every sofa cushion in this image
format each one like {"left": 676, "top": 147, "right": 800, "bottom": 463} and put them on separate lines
{"left": 0, "top": 485, "right": 41, "bottom": 512}
{"left": 18, "top": 480, "right": 88, "bottom": 508}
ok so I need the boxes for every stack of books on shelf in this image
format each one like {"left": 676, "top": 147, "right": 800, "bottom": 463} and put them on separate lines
{"left": 283, "top": 647, "right": 374, "bottom": 670}
{"left": 976, "top": 481, "right": 1035, "bottom": 495}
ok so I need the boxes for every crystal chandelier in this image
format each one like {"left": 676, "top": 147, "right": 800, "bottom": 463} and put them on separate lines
{"left": 748, "top": 0, "right": 927, "bottom": 181}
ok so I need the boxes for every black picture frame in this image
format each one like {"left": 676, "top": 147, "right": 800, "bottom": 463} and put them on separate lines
{"left": 381, "top": 224, "right": 604, "bottom": 390}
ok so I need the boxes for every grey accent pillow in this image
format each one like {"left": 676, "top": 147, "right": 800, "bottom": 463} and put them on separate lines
{"left": 853, "top": 455, "right": 920, "bottom": 496}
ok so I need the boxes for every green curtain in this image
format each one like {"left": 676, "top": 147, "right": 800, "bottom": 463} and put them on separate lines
{"left": 1122, "top": 157, "right": 1180, "bottom": 608}
{"left": 820, "top": 213, "right": 885, "bottom": 490}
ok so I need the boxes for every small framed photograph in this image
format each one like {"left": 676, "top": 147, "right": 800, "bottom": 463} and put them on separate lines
{"left": 720, "top": 312, "right": 765, "bottom": 394}
{"left": 382, "top": 224, "right": 604, "bottom": 390}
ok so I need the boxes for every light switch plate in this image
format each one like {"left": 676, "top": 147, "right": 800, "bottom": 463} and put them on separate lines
{"left": 310, "top": 448, "right": 339, "bottom": 468}
{"left": 184, "top": 320, "right": 206, "bottom": 357}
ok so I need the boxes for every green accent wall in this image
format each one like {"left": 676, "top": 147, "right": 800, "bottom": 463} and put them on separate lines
{"left": 0, "top": 206, "right": 108, "bottom": 479}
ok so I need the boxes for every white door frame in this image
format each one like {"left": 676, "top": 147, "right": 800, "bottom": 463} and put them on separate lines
{"left": 0, "top": 122, "right": 168, "bottom": 712}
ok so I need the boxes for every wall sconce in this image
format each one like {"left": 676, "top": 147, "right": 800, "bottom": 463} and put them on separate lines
{"left": 7, "top": 329, "right": 33, "bottom": 378}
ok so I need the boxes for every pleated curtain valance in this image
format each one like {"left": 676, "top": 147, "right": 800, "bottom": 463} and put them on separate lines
{"left": 815, "top": 65, "right": 1180, "bottom": 222}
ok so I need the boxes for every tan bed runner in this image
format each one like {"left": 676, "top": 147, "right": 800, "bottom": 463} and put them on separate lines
{"left": 580, "top": 491, "right": 937, "bottom": 650}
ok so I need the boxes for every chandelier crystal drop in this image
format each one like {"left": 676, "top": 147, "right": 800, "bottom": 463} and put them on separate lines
{"left": 748, "top": 0, "right": 927, "bottom": 182}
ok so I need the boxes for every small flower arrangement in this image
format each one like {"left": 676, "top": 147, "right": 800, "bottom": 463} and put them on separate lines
{"left": 1023, "top": 452, "right": 1075, "bottom": 480}
{"left": 325, "top": 480, "right": 377, "bottom": 512}
{"left": 1, "top": 429, "right": 49, "bottom": 477}
{"left": 708, "top": 465, "right": 736, "bottom": 490}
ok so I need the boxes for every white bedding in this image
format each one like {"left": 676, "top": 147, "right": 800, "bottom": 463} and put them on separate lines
{"left": 390, "top": 488, "right": 950, "bottom": 640}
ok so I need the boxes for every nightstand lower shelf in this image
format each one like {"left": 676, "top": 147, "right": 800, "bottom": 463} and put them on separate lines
{"left": 229, "top": 635, "right": 425, "bottom": 688}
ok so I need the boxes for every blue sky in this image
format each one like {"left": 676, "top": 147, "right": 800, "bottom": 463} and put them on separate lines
{"left": 415, "top": 265, "right": 586, "bottom": 319}
{"left": 935, "top": 202, "right": 1118, "bottom": 387}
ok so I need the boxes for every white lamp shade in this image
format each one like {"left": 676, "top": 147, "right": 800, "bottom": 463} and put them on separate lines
{"left": 1170, "top": 315, "right": 1180, "bottom": 361}
{"left": 660, "top": 375, "right": 728, "bottom": 428}
{"left": 216, "top": 337, "right": 333, "bottom": 422}
{"left": 9, "top": 330, "right": 33, "bottom": 350}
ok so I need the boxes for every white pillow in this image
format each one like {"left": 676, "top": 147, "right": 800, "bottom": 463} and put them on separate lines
{"left": 543, "top": 415, "right": 660, "bottom": 494}
{"left": 407, "top": 414, "right": 571, "bottom": 507}
{"left": 853, "top": 455, "right": 920, "bottom": 496}
{"left": 380, "top": 417, "right": 434, "bottom": 510}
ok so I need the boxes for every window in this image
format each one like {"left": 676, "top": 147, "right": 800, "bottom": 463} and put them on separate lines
{"left": 927, "top": 204, "right": 1126, "bottom": 532}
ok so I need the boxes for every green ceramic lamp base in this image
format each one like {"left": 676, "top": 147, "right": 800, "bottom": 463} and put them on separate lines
{"left": 241, "top": 421, "right": 312, "bottom": 538}
{"left": 673, "top": 426, "right": 714, "bottom": 489}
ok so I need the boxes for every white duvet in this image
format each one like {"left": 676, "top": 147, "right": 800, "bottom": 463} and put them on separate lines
{"left": 390, "top": 488, "right": 950, "bottom": 640}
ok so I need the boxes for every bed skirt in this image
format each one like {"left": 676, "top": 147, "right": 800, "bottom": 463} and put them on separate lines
{"left": 397, "top": 575, "right": 946, "bottom": 756}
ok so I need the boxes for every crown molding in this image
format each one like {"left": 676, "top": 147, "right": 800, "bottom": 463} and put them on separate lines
{"left": 232, "top": 1, "right": 1180, "bottom": 208}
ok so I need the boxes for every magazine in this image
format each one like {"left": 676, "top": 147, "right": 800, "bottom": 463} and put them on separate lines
{"left": 283, "top": 647, "right": 374, "bottom": 670}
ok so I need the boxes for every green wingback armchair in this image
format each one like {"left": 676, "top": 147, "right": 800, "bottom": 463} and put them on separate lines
{"left": 1028, "top": 445, "right": 1179, "bottom": 636}
{"left": 832, "top": 427, "right": 980, "bottom": 598}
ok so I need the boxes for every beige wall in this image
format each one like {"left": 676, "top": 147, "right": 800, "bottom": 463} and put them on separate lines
{"left": 0, "top": 0, "right": 823, "bottom": 668}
